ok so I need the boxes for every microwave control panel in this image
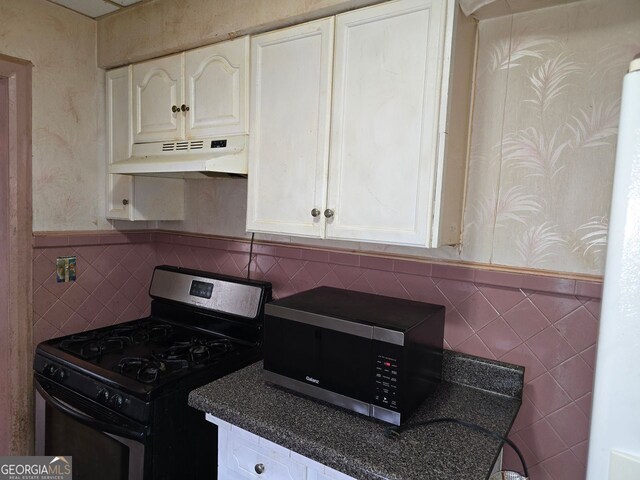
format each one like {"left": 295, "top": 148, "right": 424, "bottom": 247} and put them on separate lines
{"left": 374, "top": 354, "right": 399, "bottom": 411}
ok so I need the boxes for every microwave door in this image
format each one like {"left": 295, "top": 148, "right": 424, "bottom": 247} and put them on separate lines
{"left": 319, "top": 329, "right": 372, "bottom": 403}
{"left": 263, "top": 316, "right": 323, "bottom": 383}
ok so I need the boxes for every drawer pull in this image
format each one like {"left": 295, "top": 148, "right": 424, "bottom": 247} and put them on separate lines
{"left": 254, "top": 463, "right": 265, "bottom": 474}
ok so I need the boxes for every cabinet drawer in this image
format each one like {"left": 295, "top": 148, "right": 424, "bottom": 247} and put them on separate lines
{"left": 227, "top": 429, "right": 306, "bottom": 480}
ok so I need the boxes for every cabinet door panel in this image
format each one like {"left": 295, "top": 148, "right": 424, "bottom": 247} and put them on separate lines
{"left": 133, "top": 54, "right": 183, "bottom": 142}
{"left": 106, "top": 66, "right": 133, "bottom": 220}
{"left": 185, "top": 37, "right": 249, "bottom": 138}
{"left": 326, "top": 0, "right": 445, "bottom": 246}
{"left": 107, "top": 66, "right": 185, "bottom": 221}
{"left": 247, "top": 19, "right": 334, "bottom": 237}
{"left": 131, "top": 177, "right": 184, "bottom": 221}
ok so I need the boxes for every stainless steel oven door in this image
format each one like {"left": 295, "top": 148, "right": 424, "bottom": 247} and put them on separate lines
{"left": 35, "top": 379, "right": 146, "bottom": 480}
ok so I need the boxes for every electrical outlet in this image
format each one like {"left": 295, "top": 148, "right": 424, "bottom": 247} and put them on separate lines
{"left": 56, "top": 256, "right": 77, "bottom": 283}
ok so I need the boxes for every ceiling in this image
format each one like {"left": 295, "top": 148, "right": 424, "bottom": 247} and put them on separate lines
{"left": 48, "top": 0, "right": 586, "bottom": 22}
{"left": 46, "top": 0, "right": 144, "bottom": 19}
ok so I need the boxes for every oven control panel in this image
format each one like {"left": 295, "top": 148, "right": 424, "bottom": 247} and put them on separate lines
{"left": 374, "top": 354, "right": 399, "bottom": 411}
{"left": 150, "top": 267, "right": 265, "bottom": 319}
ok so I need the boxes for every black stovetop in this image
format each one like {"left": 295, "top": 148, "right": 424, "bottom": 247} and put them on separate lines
{"left": 39, "top": 316, "right": 254, "bottom": 391}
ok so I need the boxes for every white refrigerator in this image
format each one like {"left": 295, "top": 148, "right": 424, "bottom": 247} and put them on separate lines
{"left": 587, "top": 56, "right": 640, "bottom": 479}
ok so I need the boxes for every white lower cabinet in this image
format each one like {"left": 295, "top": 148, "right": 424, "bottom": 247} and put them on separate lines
{"left": 206, "top": 414, "right": 356, "bottom": 480}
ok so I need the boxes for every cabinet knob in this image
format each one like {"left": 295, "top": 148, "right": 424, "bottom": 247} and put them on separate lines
{"left": 311, "top": 208, "right": 321, "bottom": 218}
{"left": 122, "top": 199, "right": 129, "bottom": 206}
{"left": 171, "top": 105, "right": 179, "bottom": 113}
{"left": 181, "top": 104, "right": 190, "bottom": 112}
{"left": 324, "top": 209, "right": 334, "bottom": 218}
{"left": 254, "top": 463, "right": 265, "bottom": 474}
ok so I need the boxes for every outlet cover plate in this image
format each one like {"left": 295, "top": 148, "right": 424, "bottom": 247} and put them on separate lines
{"left": 56, "top": 257, "right": 77, "bottom": 283}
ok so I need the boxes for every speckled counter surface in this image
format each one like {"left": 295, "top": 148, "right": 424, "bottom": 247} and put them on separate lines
{"left": 189, "top": 351, "right": 524, "bottom": 480}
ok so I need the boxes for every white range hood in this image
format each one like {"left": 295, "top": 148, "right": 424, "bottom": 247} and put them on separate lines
{"left": 109, "top": 135, "right": 248, "bottom": 178}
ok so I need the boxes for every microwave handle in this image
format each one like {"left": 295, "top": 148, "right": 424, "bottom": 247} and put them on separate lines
{"left": 35, "top": 380, "right": 147, "bottom": 441}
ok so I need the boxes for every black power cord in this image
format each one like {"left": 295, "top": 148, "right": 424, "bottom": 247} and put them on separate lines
{"left": 246, "top": 233, "right": 255, "bottom": 280}
{"left": 385, "top": 417, "right": 529, "bottom": 478}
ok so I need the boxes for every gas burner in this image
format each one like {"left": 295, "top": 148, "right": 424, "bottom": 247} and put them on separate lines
{"left": 115, "top": 356, "right": 189, "bottom": 384}
{"left": 106, "top": 323, "right": 173, "bottom": 344}
{"left": 57, "top": 322, "right": 174, "bottom": 360}
{"left": 154, "top": 336, "right": 235, "bottom": 365}
{"left": 199, "top": 337, "right": 234, "bottom": 351}
{"left": 60, "top": 333, "right": 129, "bottom": 359}
{"left": 79, "top": 338, "right": 126, "bottom": 359}
{"left": 60, "top": 332, "right": 98, "bottom": 343}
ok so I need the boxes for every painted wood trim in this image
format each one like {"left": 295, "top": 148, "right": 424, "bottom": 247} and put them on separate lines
{"left": 0, "top": 55, "right": 33, "bottom": 455}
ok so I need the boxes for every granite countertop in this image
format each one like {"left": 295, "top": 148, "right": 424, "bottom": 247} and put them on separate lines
{"left": 189, "top": 351, "right": 524, "bottom": 480}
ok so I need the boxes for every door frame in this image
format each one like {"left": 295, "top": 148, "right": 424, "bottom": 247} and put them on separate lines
{"left": 0, "top": 53, "right": 33, "bottom": 455}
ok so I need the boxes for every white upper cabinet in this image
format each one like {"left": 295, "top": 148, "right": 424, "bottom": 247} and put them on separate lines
{"left": 326, "top": 0, "right": 444, "bottom": 245}
{"left": 132, "top": 37, "right": 249, "bottom": 144}
{"left": 107, "top": 37, "right": 250, "bottom": 221}
{"left": 185, "top": 37, "right": 249, "bottom": 138}
{"left": 107, "top": 66, "right": 184, "bottom": 221}
{"left": 106, "top": 66, "right": 134, "bottom": 220}
{"left": 133, "top": 54, "right": 184, "bottom": 143}
{"left": 246, "top": 0, "right": 476, "bottom": 247}
{"left": 246, "top": 19, "right": 334, "bottom": 238}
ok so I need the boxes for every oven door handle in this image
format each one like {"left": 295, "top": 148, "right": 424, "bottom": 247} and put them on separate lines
{"left": 35, "top": 381, "right": 147, "bottom": 441}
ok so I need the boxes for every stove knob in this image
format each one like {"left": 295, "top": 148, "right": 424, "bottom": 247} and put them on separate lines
{"left": 97, "top": 388, "right": 110, "bottom": 404}
{"left": 44, "top": 364, "right": 58, "bottom": 378}
{"left": 56, "top": 369, "right": 67, "bottom": 382}
{"left": 111, "top": 394, "right": 124, "bottom": 409}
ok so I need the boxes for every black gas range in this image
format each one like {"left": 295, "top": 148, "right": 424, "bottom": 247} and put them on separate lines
{"left": 33, "top": 265, "right": 272, "bottom": 480}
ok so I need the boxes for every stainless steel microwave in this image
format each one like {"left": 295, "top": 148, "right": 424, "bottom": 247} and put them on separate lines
{"left": 263, "top": 286, "right": 445, "bottom": 425}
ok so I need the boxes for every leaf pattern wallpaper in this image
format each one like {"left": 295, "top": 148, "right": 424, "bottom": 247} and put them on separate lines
{"left": 462, "top": 0, "right": 640, "bottom": 275}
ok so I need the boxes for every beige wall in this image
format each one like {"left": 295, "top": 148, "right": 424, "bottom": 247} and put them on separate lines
{"left": 0, "top": 0, "right": 110, "bottom": 231}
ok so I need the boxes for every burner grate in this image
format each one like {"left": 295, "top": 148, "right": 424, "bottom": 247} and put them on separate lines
{"left": 58, "top": 321, "right": 174, "bottom": 360}
{"left": 154, "top": 336, "right": 235, "bottom": 365}
{"left": 115, "top": 356, "right": 190, "bottom": 384}
{"left": 79, "top": 338, "right": 126, "bottom": 358}
{"left": 109, "top": 335, "right": 237, "bottom": 384}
